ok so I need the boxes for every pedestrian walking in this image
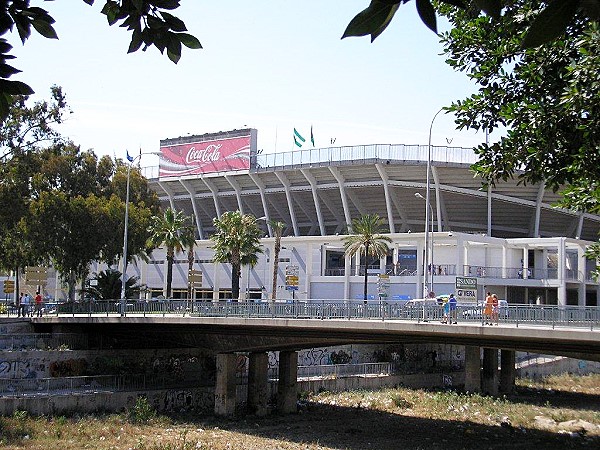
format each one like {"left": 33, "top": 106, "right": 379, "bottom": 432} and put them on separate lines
{"left": 17, "top": 292, "right": 24, "bottom": 317}
{"left": 491, "top": 293, "right": 499, "bottom": 325}
{"left": 441, "top": 297, "right": 449, "bottom": 324}
{"left": 21, "top": 293, "right": 31, "bottom": 317}
{"left": 34, "top": 291, "right": 43, "bottom": 317}
{"left": 483, "top": 291, "right": 493, "bottom": 325}
{"left": 448, "top": 293, "right": 458, "bottom": 324}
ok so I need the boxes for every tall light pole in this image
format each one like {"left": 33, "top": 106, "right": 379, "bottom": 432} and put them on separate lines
{"left": 246, "top": 216, "right": 267, "bottom": 300}
{"left": 120, "top": 151, "right": 144, "bottom": 315}
{"left": 421, "top": 107, "right": 444, "bottom": 298}
{"left": 415, "top": 192, "right": 434, "bottom": 295}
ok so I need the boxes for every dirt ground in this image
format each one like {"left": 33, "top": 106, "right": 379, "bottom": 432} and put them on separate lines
{"left": 1, "top": 375, "right": 599, "bottom": 449}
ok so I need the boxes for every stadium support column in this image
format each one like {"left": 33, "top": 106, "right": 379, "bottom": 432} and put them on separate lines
{"left": 534, "top": 182, "right": 545, "bottom": 238}
{"left": 464, "top": 346, "right": 481, "bottom": 393}
{"left": 215, "top": 353, "right": 237, "bottom": 416}
{"left": 499, "top": 350, "right": 516, "bottom": 394}
{"left": 300, "top": 169, "right": 326, "bottom": 236}
{"left": 558, "top": 238, "right": 567, "bottom": 306}
{"left": 179, "top": 180, "right": 204, "bottom": 239}
{"left": 249, "top": 173, "right": 273, "bottom": 237}
{"left": 482, "top": 348, "right": 499, "bottom": 395}
{"left": 248, "top": 352, "right": 269, "bottom": 416}
{"left": 201, "top": 176, "right": 222, "bottom": 220}
{"left": 431, "top": 166, "right": 445, "bottom": 232}
{"left": 578, "top": 245, "right": 586, "bottom": 306}
{"left": 277, "top": 351, "right": 298, "bottom": 413}
{"left": 375, "top": 164, "right": 395, "bottom": 233}
{"left": 157, "top": 181, "right": 176, "bottom": 211}
{"left": 274, "top": 172, "right": 299, "bottom": 236}
{"left": 329, "top": 167, "right": 353, "bottom": 232}
{"left": 225, "top": 174, "right": 245, "bottom": 214}
{"left": 344, "top": 253, "right": 351, "bottom": 300}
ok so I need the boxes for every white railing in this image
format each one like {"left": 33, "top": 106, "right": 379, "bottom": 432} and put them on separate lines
{"left": 19, "top": 299, "right": 600, "bottom": 330}
{"left": 140, "top": 144, "right": 478, "bottom": 180}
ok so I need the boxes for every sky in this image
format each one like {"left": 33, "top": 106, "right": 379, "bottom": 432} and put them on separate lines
{"left": 9, "top": 1, "right": 490, "bottom": 167}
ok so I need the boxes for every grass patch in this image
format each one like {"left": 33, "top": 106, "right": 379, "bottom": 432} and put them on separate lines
{"left": 0, "top": 374, "right": 597, "bottom": 449}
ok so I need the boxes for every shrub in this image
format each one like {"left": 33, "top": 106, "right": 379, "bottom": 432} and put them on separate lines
{"left": 127, "top": 396, "right": 156, "bottom": 424}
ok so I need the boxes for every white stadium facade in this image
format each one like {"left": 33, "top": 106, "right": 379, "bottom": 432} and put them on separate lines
{"left": 133, "top": 128, "right": 600, "bottom": 306}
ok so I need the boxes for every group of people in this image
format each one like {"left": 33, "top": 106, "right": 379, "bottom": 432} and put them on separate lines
{"left": 440, "top": 293, "right": 457, "bottom": 324}
{"left": 484, "top": 291, "right": 499, "bottom": 325}
{"left": 17, "top": 291, "right": 44, "bottom": 318}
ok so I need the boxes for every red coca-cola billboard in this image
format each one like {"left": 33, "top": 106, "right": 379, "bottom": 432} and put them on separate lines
{"left": 158, "top": 129, "right": 255, "bottom": 177}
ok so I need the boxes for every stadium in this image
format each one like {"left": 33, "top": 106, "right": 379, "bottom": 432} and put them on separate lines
{"left": 132, "top": 128, "right": 599, "bottom": 306}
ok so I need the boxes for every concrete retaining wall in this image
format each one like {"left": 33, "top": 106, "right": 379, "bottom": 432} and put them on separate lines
{"left": 0, "top": 348, "right": 214, "bottom": 380}
{"left": 517, "top": 355, "right": 600, "bottom": 379}
{"left": 0, "top": 371, "right": 464, "bottom": 416}
{"left": 0, "top": 387, "right": 216, "bottom": 416}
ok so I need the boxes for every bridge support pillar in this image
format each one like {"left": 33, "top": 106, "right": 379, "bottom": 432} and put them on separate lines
{"left": 464, "top": 346, "right": 481, "bottom": 393}
{"left": 248, "top": 352, "right": 269, "bottom": 416}
{"left": 214, "top": 353, "right": 237, "bottom": 416}
{"left": 277, "top": 350, "right": 298, "bottom": 414}
{"left": 499, "top": 350, "right": 516, "bottom": 394}
{"left": 482, "top": 348, "right": 499, "bottom": 395}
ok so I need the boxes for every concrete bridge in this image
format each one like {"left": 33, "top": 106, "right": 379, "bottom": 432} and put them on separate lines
{"left": 26, "top": 301, "right": 600, "bottom": 416}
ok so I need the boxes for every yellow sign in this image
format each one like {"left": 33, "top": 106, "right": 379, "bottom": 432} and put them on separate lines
{"left": 3, "top": 280, "right": 14, "bottom": 294}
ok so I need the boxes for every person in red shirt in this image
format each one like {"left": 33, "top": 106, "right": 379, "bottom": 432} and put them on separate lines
{"left": 34, "top": 291, "right": 43, "bottom": 317}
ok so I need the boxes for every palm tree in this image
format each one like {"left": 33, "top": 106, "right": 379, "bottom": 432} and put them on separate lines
{"left": 342, "top": 214, "right": 392, "bottom": 302}
{"left": 84, "top": 268, "right": 144, "bottom": 300}
{"left": 269, "top": 220, "right": 285, "bottom": 300}
{"left": 147, "top": 208, "right": 195, "bottom": 298}
{"left": 211, "top": 211, "right": 263, "bottom": 300}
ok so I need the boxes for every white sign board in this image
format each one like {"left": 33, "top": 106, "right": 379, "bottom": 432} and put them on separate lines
{"left": 455, "top": 276, "right": 477, "bottom": 303}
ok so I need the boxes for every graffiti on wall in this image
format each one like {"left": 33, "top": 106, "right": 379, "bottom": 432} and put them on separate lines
{"left": 0, "top": 359, "right": 44, "bottom": 379}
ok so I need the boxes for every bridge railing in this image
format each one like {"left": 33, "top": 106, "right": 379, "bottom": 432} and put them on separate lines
{"left": 268, "top": 362, "right": 393, "bottom": 380}
{"left": 8, "top": 299, "right": 600, "bottom": 329}
{"left": 0, "top": 333, "right": 87, "bottom": 350}
{"left": 0, "top": 372, "right": 206, "bottom": 397}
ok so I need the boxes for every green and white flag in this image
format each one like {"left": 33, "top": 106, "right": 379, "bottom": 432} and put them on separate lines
{"left": 293, "top": 128, "right": 305, "bottom": 148}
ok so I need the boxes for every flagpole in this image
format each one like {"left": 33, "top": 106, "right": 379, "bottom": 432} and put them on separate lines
{"left": 120, "top": 151, "right": 142, "bottom": 316}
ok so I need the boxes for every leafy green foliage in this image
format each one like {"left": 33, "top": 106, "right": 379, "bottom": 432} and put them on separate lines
{"left": 127, "top": 396, "right": 156, "bottom": 424}
{"left": 147, "top": 207, "right": 195, "bottom": 298}
{"left": 0, "top": 89, "right": 159, "bottom": 299}
{"left": 342, "top": 214, "right": 392, "bottom": 301}
{"left": 439, "top": 2, "right": 600, "bottom": 271}
{"left": 85, "top": 268, "right": 143, "bottom": 300}
{"left": 439, "top": 4, "right": 599, "bottom": 197}
{"left": 343, "top": 0, "right": 599, "bottom": 46}
{"left": 0, "top": 1, "right": 200, "bottom": 121}
{"left": 211, "top": 211, "right": 263, "bottom": 300}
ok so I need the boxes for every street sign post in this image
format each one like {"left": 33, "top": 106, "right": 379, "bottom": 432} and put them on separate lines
{"left": 24, "top": 267, "right": 48, "bottom": 286}
{"left": 3, "top": 280, "right": 14, "bottom": 294}
{"left": 285, "top": 265, "right": 299, "bottom": 300}
{"left": 377, "top": 274, "right": 390, "bottom": 300}
{"left": 455, "top": 276, "right": 477, "bottom": 303}
{"left": 188, "top": 269, "right": 203, "bottom": 290}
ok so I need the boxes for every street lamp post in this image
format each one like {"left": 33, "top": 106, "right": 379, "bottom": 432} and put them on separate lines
{"left": 120, "top": 152, "right": 144, "bottom": 315}
{"left": 419, "top": 107, "right": 444, "bottom": 298}
{"left": 415, "top": 192, "right": 434, "bottom": 296}
{"left": 246, "top": 216, "right": 267, "bottom": 300}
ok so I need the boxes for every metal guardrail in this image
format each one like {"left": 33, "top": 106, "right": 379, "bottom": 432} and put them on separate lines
{"left": 0, "top": 364, "right": 393, "bottom": 397}
{"left": 0, "top": 333, "right": 87, "bottom": 350}
{"left": 0, "top": 373, "right": 205, "bottom": 397}
{"left": 11, "top": 299, "right": 598, "bottom": 330}
{"left": 267, "top": 362, "right": 393, "bottom": 380}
